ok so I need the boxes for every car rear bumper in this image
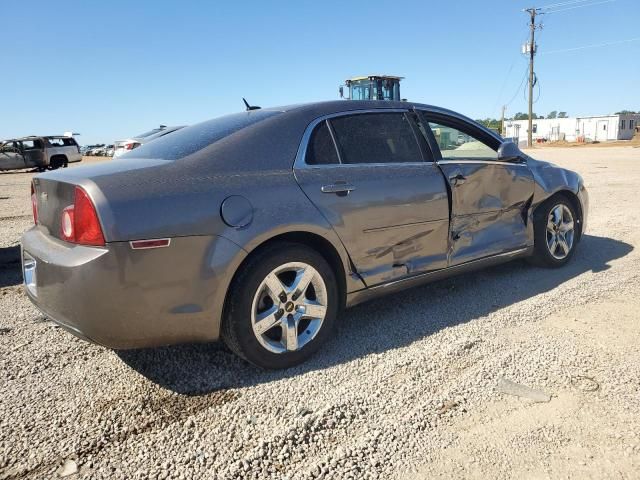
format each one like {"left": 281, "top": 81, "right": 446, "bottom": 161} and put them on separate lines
{"left": 21, "top": 227, "right": 247, "bottom": 349}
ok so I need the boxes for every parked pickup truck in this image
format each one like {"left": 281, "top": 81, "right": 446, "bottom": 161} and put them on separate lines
{"left": 0, "top": 136, "right": 82, "bottom": 171}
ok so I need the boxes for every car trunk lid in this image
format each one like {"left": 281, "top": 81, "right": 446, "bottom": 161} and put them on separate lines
{"left": 32, "top": 177, "right": 76, "bottom": 240}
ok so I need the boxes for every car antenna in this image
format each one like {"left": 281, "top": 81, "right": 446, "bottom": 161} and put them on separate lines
{"left": 243, "top": 98, "right": 261, "bottom": 111}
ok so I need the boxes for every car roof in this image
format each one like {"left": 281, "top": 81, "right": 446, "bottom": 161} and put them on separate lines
{"left": 261, "top": 100, "right": 503, "bottom": 142}
{"left": 115, "top": 100, "right": 503, "bottom": 174}
{"left": 8, "top": 135, "right": 76, "bottom": 141}
{"left": 262, "top": 100, "right": 478, "bottom": 124}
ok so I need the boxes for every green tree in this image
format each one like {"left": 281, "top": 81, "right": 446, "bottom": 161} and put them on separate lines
{"left": 616, "top": 110, "right": 638, "bottom": 114}
{"left": 475, "top": 118, "right": 501, "bottom": 130}
{"left": 547, "top": 111, "right": 558, "bottom": 119}
{"left": 513, "top": 112, "right": 539, "bottom": 120}
{"left": 558, "top": 112, "right": 568, "bottom": 118}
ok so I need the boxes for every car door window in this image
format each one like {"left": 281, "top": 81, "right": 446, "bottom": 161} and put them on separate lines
{"left": 330, "top": 113, "right": 423, "bottom": 164}
{"left": 428, "top": 122, "right": 498, "bottom": 161}
{"left": 306, "top": 121, "right": 340, "bottom": 165}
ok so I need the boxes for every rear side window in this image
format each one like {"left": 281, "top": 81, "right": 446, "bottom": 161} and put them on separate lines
{"left": 329, "top": 113, "right": 423, "bottom": 164}
{"left": 46, "top": 138, "right": 77, "bottom": 147}
{"left": 306, "top": 121, "right": 339, "bottom": 165}
{"left": 128, "top": 110, "right": 281, "bottom": 160}
{"left": 47, "top": 138, "right": 65, "bottom": 147}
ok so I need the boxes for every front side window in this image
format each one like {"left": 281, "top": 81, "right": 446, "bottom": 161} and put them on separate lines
{"left": 620, "top": 120, "right": 626, "bottom": 130}
{"left": 631, "top": 120, "right": 635, "bottom": 129}
{"left": 306, "top": 121, "right": 339, "bottom": 165}
{"left": 330, "top": 113, "right": 423, "bottom": 164}
{"left": 0, "top": 141, "right": 20, "bottom": 153}
{"left": 427, "top": 122, "right": 498, "bottom": 161}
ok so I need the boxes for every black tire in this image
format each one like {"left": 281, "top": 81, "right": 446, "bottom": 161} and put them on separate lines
{"left": 222, "top": 242, "right": 339, "bottom": 369}
{"left": 529, "top": 194, "right": 579, "bottom": 268}
{"left": 49, "top": 157, "right": 66, "bottom": 170}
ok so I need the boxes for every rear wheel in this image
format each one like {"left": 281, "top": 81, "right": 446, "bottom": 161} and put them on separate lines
{"left": 48, "top": 157, "right": 67, "bottom": 170}
{"left": 530, "top": 196, "right": 578, "bottom": 267}
{"left": 222, "top": 242, "right": 338, "bottom": 369}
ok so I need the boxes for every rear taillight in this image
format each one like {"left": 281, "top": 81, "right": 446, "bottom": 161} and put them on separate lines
{"left": 60, "top": 186, "right": 105, "bottom": 246}
{"left": 124, "top": 142, "right": 140, "bottom": 150}
{"left": 31, "top": 182, "right": 38, "bottom": 224}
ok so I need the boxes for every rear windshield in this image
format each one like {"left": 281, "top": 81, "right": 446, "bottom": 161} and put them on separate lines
{"left": 135, "top": 128, "right": 165, "bottom": 138}
{"left": 127, "top": 110, "right": 281, "bottom": 160}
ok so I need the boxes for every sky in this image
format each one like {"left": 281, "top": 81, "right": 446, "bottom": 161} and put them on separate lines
{"left": 1, "top": 0, "right": 639, "bottom": 144}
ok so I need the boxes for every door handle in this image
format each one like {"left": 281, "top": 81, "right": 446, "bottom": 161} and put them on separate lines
{"left": 450, "top": 174, "right": 466, "bottom": 186}
{"left": 321, "top": 182, "right": 356, "bottom": 195}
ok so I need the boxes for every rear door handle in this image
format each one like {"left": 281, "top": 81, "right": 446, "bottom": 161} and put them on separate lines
{"left": 449, "top": 174, "right": 466, "bottom": 186}
{"left": 321, "top": 182, "right": 356, "bottom": 195}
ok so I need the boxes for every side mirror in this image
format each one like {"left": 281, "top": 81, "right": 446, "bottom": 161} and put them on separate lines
{"left": 497, "top": 141, "right": 523, "bottom": 163}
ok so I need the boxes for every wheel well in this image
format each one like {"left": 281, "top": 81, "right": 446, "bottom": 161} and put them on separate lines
{"left": 49, "top": 155, "right": 68, "bottom": 165}
{"left": 229, "top": 232, "right": 348, "bottom": 308}
{"left": 536, "top": 190, "right": 583, "bottom": 240}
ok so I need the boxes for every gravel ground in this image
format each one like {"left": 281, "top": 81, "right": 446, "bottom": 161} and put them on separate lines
{"left": 1, "top": 149, "right": 639, "bottom": 479}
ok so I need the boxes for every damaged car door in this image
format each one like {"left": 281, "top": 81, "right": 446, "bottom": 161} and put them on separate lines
{"left": 21, "top": 139, "right": 45, "bottom": 168}
{"left": 294, "top": 110, "right": 450, "bottom": 287}
{"left": 419, "top": 112, "right": 534, "bottom": 266}
{"left": 0, "top": 141, "right": 27, "bottom": 170}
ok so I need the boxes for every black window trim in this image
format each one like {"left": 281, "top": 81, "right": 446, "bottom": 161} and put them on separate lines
{"left": 325, "top": 120, "right": 343, "bottom": 164}
{"left": 296, "top": 109, "right": 433, "bottom": 168}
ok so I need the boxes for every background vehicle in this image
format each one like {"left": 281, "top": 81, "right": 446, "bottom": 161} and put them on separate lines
{"left": 339, "top": 75, "right": 404, "bottom": 101}
{"left": 1, "top": 136, "right": 81, "bottom": 171}
{"left": 113, "top": 125, "right": 185, "bottom": 158}
{"left": 83, "top": 144, "right": 106, "bottom": 156}
{"left": 89, "top": 145, "right": 106, "bottom": 156}
{"left": 22, "top": 101, "right": 588, "bottom": 369}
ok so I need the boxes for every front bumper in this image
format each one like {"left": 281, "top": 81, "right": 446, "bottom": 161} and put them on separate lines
{"left": 21, "top": 227, "right": 246, "bottom": 349}
{"left": 577, "top": 180, "right": 589, "bottom": 238}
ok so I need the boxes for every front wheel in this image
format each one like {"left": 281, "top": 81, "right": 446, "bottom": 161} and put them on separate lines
{"left": 222, "top": 242, "right": 338, "bottom": 369}
{"left": 530, "top": 196, "right": 578, "bottom": 267}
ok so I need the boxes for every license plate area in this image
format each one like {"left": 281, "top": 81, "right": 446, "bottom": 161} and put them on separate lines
{"left": 23, "top": 251, "right": 37, "bottom": 297}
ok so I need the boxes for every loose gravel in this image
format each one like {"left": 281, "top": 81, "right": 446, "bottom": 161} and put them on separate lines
{"left": 1, "top": 149, "right": 639, "bottom": 479}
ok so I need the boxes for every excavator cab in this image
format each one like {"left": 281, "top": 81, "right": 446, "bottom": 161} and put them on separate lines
{"left": 339, "top": 75, "right": 404, "bottom": 101}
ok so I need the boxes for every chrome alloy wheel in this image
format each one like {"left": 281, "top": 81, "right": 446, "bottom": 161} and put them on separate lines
{"left": 546, "top": 204, "right": 575, "bottom": 260}
{"left": 251, "top": 262, "right": 328, "bottom": 354}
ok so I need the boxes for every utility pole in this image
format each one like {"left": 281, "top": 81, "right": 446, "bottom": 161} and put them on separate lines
{"left": 525, "top": 7, "right": 539, "bottom": 148}
{"left": 500, "top": 105, "right": 506, "bottom": 136}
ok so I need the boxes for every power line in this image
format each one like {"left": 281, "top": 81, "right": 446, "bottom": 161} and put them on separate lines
{"left": 540, "top": 37, "right": 640, "bottom": 54}
{"left": 505, "top": 65, "right": 530, "bottom": 108}
{"left": 492, "top": 28, "right": 532, "bottom": 116}
{"left": 539, "top": 0, "right": 594, "bottom": 10}
{"left": 492, "top": 60, "right": 515, "bottom": 114}
{"left": 543, "top": 0, "right": 615, "bottom": 13}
